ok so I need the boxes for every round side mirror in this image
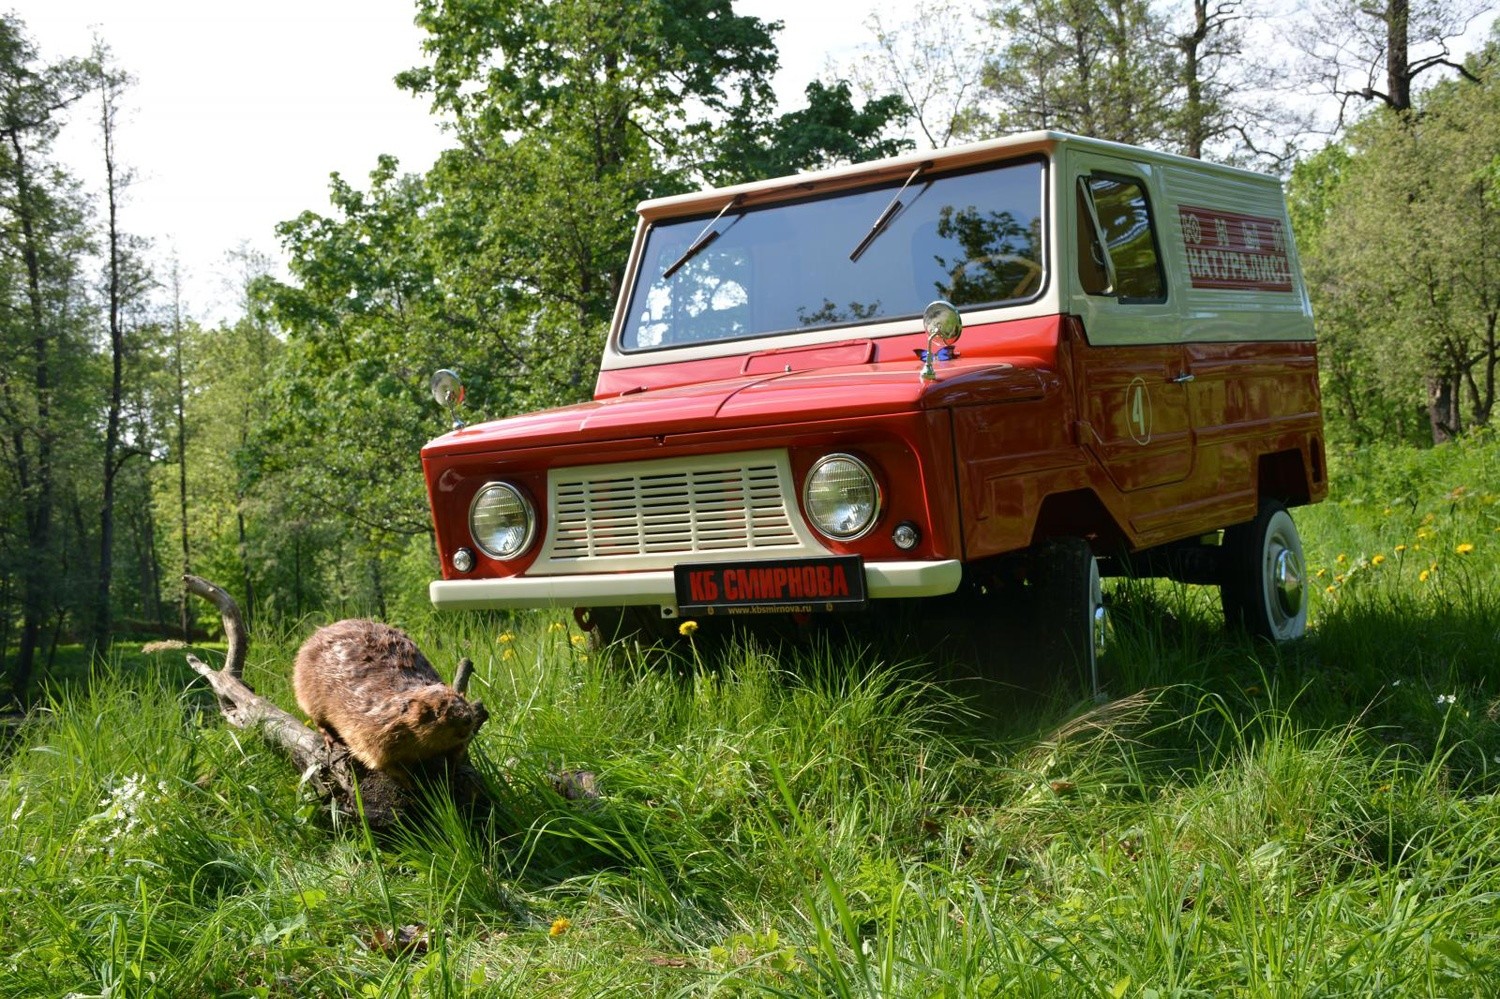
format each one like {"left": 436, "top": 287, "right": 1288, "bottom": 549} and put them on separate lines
{"left": 431, "top": 369, "right": 464, "bottom": 408}
{"left": 922, "top": 300, "right": 962, "bottom": 345}
{"left": 430, "top": 369, "right": 466, "bottom": 428}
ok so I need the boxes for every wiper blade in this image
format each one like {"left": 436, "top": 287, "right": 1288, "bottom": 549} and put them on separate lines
{"left": 849, "top": 161, "right": 930, "bottom": 263}
{"left": 662, "top": 194, "right": 745, "bottom": 279}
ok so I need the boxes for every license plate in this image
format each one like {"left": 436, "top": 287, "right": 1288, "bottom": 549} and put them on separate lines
{"left": 674, "top": 556, "right": 866, "bottom": 615}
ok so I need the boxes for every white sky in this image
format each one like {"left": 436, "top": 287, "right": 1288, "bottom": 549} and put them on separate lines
{"left": 11, "top": 1, "right": 1496, "bottom": 323}
{"left": 12, "top": 0, "right": 906, "bottom": 323}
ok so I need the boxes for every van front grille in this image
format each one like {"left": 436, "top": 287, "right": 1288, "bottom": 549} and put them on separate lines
{"left": 532, "top": 450, "right": 823, "bottom": 573}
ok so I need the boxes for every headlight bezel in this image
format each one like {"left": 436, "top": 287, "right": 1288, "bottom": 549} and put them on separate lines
{"left": 468, "top": 481, "right": 537, "bottom": 560}
{"left": 802, "top": 453, "right": 883, "bottom": 542}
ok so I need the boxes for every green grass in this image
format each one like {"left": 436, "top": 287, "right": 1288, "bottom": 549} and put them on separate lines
{"left": 2, "top": 433, "right": 1498, "bottom": 996}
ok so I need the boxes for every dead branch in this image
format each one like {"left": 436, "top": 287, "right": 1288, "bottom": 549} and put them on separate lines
{"left": 183, "top": 575, "right": 247, "bottom": 679}
{"left": 453, "top": 657, "right": 474, "bottom": 696}
{"left": 181, "top": 574, "right": 482, "bottom": 829}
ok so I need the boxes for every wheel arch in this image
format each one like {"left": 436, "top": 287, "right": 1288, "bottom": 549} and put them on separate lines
{"left": 1029, "top": 488, "right": 1128, "bottom": 551}
{"left": 1256, "top": 446, "right": 1317, "bottom": 508}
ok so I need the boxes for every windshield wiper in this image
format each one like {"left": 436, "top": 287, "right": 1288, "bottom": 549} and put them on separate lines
{"left": 662, "top": 194, "right": 745, "bottom": 279}
{"left": 849, "top": 161, "right": 931, "bottom": 263}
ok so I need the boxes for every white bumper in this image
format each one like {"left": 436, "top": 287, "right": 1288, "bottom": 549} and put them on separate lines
{"left": 429, "top": 560, "right": 963, "bottom": 611}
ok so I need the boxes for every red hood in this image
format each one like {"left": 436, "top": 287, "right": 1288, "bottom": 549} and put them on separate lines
{"left": 422, "top": 359, "right": 1050, "bottom": 459}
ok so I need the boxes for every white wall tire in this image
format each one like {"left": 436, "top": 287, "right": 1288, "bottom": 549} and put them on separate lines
{"left": 1221, "top": 500, "right": 1308, "bottom": 642}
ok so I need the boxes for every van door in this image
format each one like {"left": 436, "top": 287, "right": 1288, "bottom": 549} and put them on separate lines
{"left": 1065, "top": 153, "right": 1194, "bottom": 493}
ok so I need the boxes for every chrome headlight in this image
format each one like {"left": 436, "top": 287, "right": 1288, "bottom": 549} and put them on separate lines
{"left": 803, "top": 454, "right": 881, "bottom": 541}
{"left": 469, "top": 482, "right": 536, "bottom": 559}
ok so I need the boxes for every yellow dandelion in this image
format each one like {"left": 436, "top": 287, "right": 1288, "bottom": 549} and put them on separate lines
{"left": 502, "top": 648, "right": 515, "bottom": 661}
{"left": 1336, "top": 553, "right": 1347, "bottom": 564}
{"left": 678, "top": 620, "right": 699, "bottom": 637}
{"left": 1315, "top": 567, "right": 1327, "bottom": 578}
{"left": 1325, "top": 584, "right": 1336, "bottom": 593}
{"left": 1456, "top": 542, "right": 1475, "bottom": 555}
{"left": 498, "top": 632, "right": 515, "bottom": 644}
{"left": 1394, "top": 544, "right": 1407, "bottom": 553}
{"left": 1417, "top": 528, "right": 1433, "bottom": 540}
{"left": 1423, "top": 512, "right": 1436, "bottom": 524}
{"left": 1419, "top": 570, "right": 1431, "bottom": 583}
{"left": 548, "top": 621, "right": 566, "bottom": 633}
{"left": 549, "top": 917, "right": 571, "bottom": 937}
{"left": 571, "top": 634, "right": 587, "bottom": 646}
{"left": 1334, "top": 574, "right": 1344, "bottom": 584}
{"left": 1371, "top": 554, "right": 1386, "bottom": 566}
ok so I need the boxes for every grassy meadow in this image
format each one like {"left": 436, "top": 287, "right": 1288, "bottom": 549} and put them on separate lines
{"left": 2, "top": 434, "right": 1498, "bottom": 997}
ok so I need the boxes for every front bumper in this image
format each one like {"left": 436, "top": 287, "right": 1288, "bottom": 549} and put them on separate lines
{"left": 430, "top": 559, "right": 963, "bottom": 611}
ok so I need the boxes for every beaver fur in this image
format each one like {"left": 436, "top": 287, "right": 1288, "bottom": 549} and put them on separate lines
{"left": 292, "top": 619, "right": 487, "bottom": 772}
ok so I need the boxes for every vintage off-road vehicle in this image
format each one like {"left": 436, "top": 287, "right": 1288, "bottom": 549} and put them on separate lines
{"left": 420, "top": 131, "right": 1327, "bottom": 682}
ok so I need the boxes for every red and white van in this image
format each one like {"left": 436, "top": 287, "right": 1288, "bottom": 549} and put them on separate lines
{"left": 421, "top": 131, "right": 1327, "bottom": 680}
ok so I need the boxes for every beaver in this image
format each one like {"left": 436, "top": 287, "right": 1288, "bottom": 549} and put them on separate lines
{"left": 292, "top": 619, "right": 488, "bottom": 772}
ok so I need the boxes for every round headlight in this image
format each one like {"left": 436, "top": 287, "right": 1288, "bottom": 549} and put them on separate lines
{"left": 803, "top": 454, "right": 881, "bottom": 541}
{"left": 469, "top": 482, "right": 536, "bottom": 559}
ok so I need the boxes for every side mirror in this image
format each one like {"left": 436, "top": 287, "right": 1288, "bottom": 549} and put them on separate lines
{"left": 430, "top": 369, "right": 466, "bottom": 429}
{"left": 920, "top": 300, "right": 962, "bottom": 381}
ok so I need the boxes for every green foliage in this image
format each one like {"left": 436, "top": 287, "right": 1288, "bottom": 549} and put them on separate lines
{"left": 975, "top": 0, "right": 1177, "bottom": 147}
{"left": 3, "top": 436, "right": 1498, "bottom": 994}
{"left": 1294, "top": 38, "right": 1500, "bottom": 445}
{"left": 0, "top": 14, "right": 106, "bottom": 700}
{"left": 704, "top": 80, "right": 913, "bottom": 184}
{"left": 238, "top": 0, "right": 910, "bottom": 635}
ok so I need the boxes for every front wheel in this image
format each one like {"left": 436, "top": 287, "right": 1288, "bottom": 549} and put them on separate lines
{"left": 1029, "top": 537, "right": 1109, "bottom": 696}
{"left": 1220, "top": 500, "right": 1308, "bottom": 641}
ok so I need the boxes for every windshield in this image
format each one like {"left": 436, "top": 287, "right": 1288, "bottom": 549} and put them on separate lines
{"left": 622, "top": 158, "right": 1046, "bottom": 352}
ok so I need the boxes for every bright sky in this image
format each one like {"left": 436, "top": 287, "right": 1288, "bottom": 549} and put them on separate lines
{"left": 15, "top": 2, "right": 1496, "bottom": 323}
{"left": 13, "top": 0, "right": 906, "bottom": 323}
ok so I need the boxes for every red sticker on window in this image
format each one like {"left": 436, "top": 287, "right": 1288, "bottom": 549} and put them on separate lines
{"left": 1179, "top": 206, "right": 1293, "bottom": 292}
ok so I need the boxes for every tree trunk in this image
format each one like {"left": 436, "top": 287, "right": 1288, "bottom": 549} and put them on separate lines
{"left": 7, "top": 130, "right": 54, "bottom": 708}
{"left": 1387, "top": 0, "right": 1411, "bottom": 112}
{"left": 171, "top": 264, "right": 192, "bottom": 641}
{"left": 1179, "top": 0, "right": 1207, "bottom": 159}
{"left": 93, "top": 69, "right": 126, "bottom": 653}
{"left": 1425, "top": 372, "right": 1457, "bottom": 443}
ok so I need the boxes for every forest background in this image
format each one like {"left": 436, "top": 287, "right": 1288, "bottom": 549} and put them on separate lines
{"left": 1, "top": 0, "right": 1497, "bottom": 705}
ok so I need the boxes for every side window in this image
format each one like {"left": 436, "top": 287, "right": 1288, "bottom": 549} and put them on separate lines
{"left": 1077, "top": 173, "right": 1166, "bottom": 302}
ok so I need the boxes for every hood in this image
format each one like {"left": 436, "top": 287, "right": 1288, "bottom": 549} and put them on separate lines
{"left": 421, "top": 360, "right": 1049, "bottom": 459}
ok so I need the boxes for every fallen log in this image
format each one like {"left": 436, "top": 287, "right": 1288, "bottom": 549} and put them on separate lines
{"left": 182, "top": 575, "right": 486, "bottom": 829}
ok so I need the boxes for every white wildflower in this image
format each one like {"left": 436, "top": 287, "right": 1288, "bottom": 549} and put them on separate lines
{"left": 80, "top": 773, "right": 166, "bottom": 855}
{"left": 1436, "top": 693, "right": 1457, "bottom": 707}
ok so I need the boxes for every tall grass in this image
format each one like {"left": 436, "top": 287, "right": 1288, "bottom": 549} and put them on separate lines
{"left": 1, "top": 434, "right": 1497, "bottom": 995}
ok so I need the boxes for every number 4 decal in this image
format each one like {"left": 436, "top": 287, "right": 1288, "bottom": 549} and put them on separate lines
{"left": 1127, "top": 376, "right": 1152, "bottom": 444}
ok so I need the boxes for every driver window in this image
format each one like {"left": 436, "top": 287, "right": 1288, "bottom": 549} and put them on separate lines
{"left": 1078, "top": 174, "right": 1166, "bottom": 302}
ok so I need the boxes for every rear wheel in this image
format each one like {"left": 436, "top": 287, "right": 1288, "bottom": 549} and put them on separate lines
{"left": 1220, "top": 500, "right": 1307, "bottom": 641}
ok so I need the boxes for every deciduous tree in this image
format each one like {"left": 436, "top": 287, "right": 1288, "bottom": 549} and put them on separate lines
{"left": 1293, "top": 0, "right": 1492, "bottom": 124}
{"left": 0, "top": 16, "right": 91, "bottom": 702}
{"left": 1295, "top": 37, "right": 1499, "bottom": 443}
{"left": 974, "top": 0, "right": 1177, "bottom": 146}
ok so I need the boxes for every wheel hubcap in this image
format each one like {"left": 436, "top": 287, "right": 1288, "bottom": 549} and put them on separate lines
{"left": 1271, "top": 546, "right": 1303, "bottom": 620}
